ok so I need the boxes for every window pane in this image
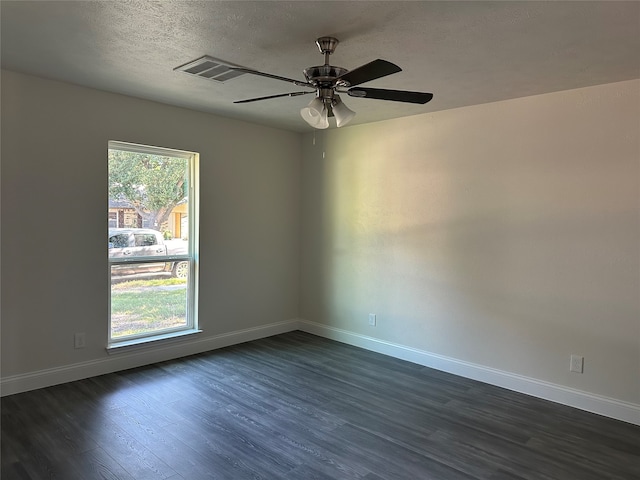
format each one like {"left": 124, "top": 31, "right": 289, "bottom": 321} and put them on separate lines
{"left": 110, "top": 266, "right": 188, "bottom": 339}
{"left": 108, "top": 150, "right": 188, "bottom": 243}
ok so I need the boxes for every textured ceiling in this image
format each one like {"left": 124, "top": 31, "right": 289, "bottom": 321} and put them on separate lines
{"left": 2, "top": 1, "right": 639, "bottom": 132}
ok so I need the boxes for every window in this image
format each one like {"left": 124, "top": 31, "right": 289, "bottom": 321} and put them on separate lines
{"left": 108, "top": 211, "right": 118, "bottom": 228}
{"left": 134, "top": 233, "right": 159, "bottom": 247}
{"left": 109, "top": 233, "right": 129, "bottom": 249}
{"left": 108, "top": 141, "right": 199, "bottom": 347}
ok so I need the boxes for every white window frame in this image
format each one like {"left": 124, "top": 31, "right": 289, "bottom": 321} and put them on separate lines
{"left": 107, "top": 141, "right": 199, "bottom": 350}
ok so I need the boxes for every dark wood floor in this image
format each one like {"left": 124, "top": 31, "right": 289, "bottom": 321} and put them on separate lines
{"left": 2, "top": 331, "right": 639, "bottom": 480}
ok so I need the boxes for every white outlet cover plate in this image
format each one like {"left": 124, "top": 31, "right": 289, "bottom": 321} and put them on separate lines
{"left": 570, "top": 354, "right": 584, "bottom": 373}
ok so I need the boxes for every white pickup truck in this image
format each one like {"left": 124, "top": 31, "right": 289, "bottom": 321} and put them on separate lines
{"left": 108, "top": 228, "right": 188, "bottom": 279}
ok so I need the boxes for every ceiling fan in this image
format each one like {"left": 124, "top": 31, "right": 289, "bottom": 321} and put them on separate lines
{"left": 230, "top": 37, "right": 434, "bottom": 129}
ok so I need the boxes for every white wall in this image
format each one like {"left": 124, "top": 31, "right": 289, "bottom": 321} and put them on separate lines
{"left": 300, "top": 80, "right": 639, "bottom": 414}
{"left": 1, "top": 70, "right": 301, "bottom": 385}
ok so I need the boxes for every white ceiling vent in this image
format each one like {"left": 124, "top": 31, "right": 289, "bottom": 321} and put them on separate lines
{"left": 174, "top": 56, "right": 246, "bottom": 83}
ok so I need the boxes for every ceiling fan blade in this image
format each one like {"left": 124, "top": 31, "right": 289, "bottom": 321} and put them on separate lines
{"left": 347, "top": 87, "right": 433, "bottom": 104}
{"left": 337, "top": 59, "right": 402, "bottom": 87}
{"left": 234, "top": 91, "right": 315, "bottom": 104}
{"left": 229, "top": 67, "right": 311, "bottom": 88}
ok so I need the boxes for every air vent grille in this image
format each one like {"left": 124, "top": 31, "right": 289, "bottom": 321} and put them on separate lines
{"left": 174, "top": 56, "right": 246, "bottom": 83}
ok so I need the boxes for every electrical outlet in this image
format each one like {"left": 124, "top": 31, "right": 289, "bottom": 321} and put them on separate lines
{"left": 570, "top": 354, "right": 584, "bottom": 373}
{"left": 74, "top": 333, "right": 86, "bottom": 349}
{"left": 368, "top": 314, "right": 376, "bottom": 326}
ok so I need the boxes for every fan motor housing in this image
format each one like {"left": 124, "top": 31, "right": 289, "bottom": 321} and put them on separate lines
{"left": 303, "top": 65, "right": 349, "bottom": 87}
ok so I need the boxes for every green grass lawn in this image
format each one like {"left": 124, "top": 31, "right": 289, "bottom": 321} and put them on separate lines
{"left": 111, "top": 278, "right": 187, "bottom": 338}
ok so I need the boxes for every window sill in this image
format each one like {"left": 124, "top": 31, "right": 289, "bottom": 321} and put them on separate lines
{"left": 106, "top": 328, "right": 203, "bottom": 354}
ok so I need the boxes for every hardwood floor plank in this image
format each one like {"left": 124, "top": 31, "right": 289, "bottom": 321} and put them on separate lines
{"left": 84, "top": 410, "right": 178, "bottom": 479}
{"left": 283, "top": 463, "right": 360, "bottom": 480}
{"left": 1, "top": 460, "right": 34, "bottom": 480}
{"left": 2, "top": 331, "right": 639, "bottom": 480}
{"left": 99, "top": 404, "right": 223, "bottom": 479}
{"left": 488, "top": 470, "right": 529, "bottom": 480}
{"left": 362, "top": 474, "right": 389, "bottom": 480}
{"left": 327, "top": 422, "right": 479, "bottom": 480}
{"left": 163, "top": 412, "right": 295, "bottom": 479}
{"left": 218, "top": 402, "right": 370, "bottom": 479}
{"left": 48, "top": 447, "right": 136, "bottom": 480}
{"left": 525, "top": 430, "right": 640, "bottom": 480}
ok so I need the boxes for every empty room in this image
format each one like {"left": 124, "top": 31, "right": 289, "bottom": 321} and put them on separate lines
{"left": 1, "top": 1, "right": 639, "bottom": 479}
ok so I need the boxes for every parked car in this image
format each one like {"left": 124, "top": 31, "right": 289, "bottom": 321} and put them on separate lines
{"left": 108, "top": 228, "right": 188, "bottom": 279}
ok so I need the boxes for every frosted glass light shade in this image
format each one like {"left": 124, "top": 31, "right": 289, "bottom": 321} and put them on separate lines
{"left": 332, "top": 96, "right": 355, "bottom": 127}
{"left": 300, "top": 97, "right": 329, "bottom": 129}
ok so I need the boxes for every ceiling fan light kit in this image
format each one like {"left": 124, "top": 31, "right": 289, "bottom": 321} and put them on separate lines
{"left": 200, "top": 36, "right": 433, "bottom": 129}
{"left": 300, "top": 97, "right": 330, "bottom": 129}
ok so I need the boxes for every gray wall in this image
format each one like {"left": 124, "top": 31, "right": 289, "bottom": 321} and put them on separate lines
{"left": 300, "top": 80, "right": 640, "bottom": 405}
{"left": 2, "top": 70, "right": 638, "bottom": 417}
{"left": 1, "top": 70, "right": 301, "bottom": 379}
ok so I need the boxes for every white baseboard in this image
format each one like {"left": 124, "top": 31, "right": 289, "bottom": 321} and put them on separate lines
{"left": 299, "top": 320, "right": 640, "bottom": 426}
{"left": 1, "top": 320, "right": 299, "bottom": 397}
{"left": 4, "top": 319, "right": 638, "bottom": 426}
